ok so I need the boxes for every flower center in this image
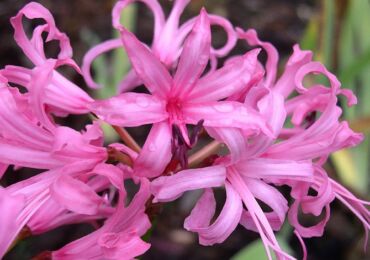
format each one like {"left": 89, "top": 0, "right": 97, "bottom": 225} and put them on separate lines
{"left": 166, "top": 98, "right": 183, "bottom": 124}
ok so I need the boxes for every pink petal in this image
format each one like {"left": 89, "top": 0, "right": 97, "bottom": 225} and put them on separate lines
{"left": 235, "top": 158, "right": 313, "bottom": 181}
{"left": 187, "top": 182, "right": 243, "bottom": 245}
{"left": 2, "top": 65, "right": 93, "bottom": 114}
{"left": 182, "top": 101, "right": 273, "bottom": 137}
{"left": 10, "top": 2, "right": 73, "bottom": 65}
{"left": 90, "top": 93, "right": 168, "bottom": 127}
{"left": 119, "top": 27, "right": 172, "bottom": 98}
{"left": 228, "top": 170, "right": 294, "bottom": 260}
{"left": 172, "top": 9, "right": 211, "bottom": 99}
{"left": 299, "top": 168, "right": 335, "bottom": 216}
{"left": 99, "top": 232, "right": 150, "bottom": 259}
{"left": 295, "top": 61, "right": 341, "bottom": 94}
{"left": 153, "top": 0, "right": 190, "bottom": 64}
{"left": 0, "top": 164, "right": 8, "bottom": 180}
{"left": 184, "top": 189, "right": 216, "bottom": 230}
{"left": 118, "top": 69, "right": 142, "bottom": 93}
{"left": 52, "top": 179, "right": 151, "bottom": 260}
{"left": 29, "top": 59, "right": 57, "bottom": 130}
{"left": 240, "top": 178, "right": 288, "bottom": 231}
{"left": 50, "top": 175, "right": 106, "bottom": 215}
{"left": 187, "top": 49, "right": 261, "bottom": 102}
{"left": 207, "top": 14, "right": 237, "bottom": 57}
{"left": 134, "top": 122, "right": 172, "bottom": 178}
{"left": 151, "top": 166, "right": 226, "bottom": 202}
{"left": 91, "top": 164, "right": 125, "bottom": 190}
{"left": 240, "top": 211, "right": 283, "bottom": 232}
{"left": 274, "top": 44, "right": 312, "bottom": 97}
{"left": 112, "top": 0, "right": 165, "bottom": 43}
{"left": 177, "top": 13, "right": 237, "bottom": 60}
{"left": 82, "top": 39, "right": 122, "bottom": 89}
{"left": 0, "top": 188, "right": 26, "bottom": 258}
{"left": 0, "top": 87, "right": 52, "bottom": 150}
{"left": 288, "top": 201, "right": 331, "bottom": 238}
{"left": 206, "top": 127, "right": 248, "bottom": 162}
{"left": 237, "top": 28, "right": 278, "bottom": 87}
{"left": 0, "top": 141, "right": 71, "bottom": 169}
{"left": 244, "top": 89, "right": 287, "bottom": 158}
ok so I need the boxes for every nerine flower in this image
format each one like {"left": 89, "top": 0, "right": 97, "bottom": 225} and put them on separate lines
{"left": 150, "top": 29, "right": 368, "bottom": 259}
{"left": 90, "top": 9, "right": 272, "bottom": 178}
{"left": 1, "top": 2, "right": 93, "bottom": 115}
{"left": 0, "top": 1, "right": 368, "bottom": 260}
{"left": 52, "top": 177, "right": 151, "bottom": 260}
{"left": 83, "top": 0, "right": 237, "bottom": 92}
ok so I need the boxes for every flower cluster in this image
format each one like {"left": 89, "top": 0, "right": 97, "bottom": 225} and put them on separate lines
{"left": 0, "top": 1, "right": 369, "bottom": 259}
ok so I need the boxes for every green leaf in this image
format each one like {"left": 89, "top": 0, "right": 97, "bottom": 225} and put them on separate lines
{"left": 231, "top": 236, "right": 293, "bottom": 260}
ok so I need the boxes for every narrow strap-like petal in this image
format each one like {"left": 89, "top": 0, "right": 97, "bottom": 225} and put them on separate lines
{"left": 274, "top": 44, "right": 312, "bottom": 98}
{"left": 82, "top": 39, "right": 122, "bottom": 89}
{"left": 0, "top": 188, "right": 26, "bottom": 258}
{"left": 245, "top": 89, "right": 286, "bottom": 158}
{"left": 188, "top": 49, "right": 261, "bottom": 102}
{"left": 151, "top": 166, "right": 226, "bottom": 202}
{"left": 10, "top": 2, "right": 73, "bottom": 65}
{"left": 118, "top": 27, "right": 172, "bottom": 98}
{"left": 112, "top": 0, "right": 165, "bottom": 44}
{"left": 134, "top": 122, "right": 172, "bottom": 178}
{"left": 289, "top": 201, "right": 331, "bottom": 238}
{"left": 0, "top": 141, "right": 71, "bottom": 169}
{"left": 184, "top": 189, "right": 216, "bottom": 230}
{"left": 2, "top": 65, "right": 93, "bottom": 114}
{"left": 241, "top": 178, "right": 288, "bottom": 232}
{"left": 50, "top": 175, "right": 107, "bottom": 215}
{"left": 228, "top": 169, "right": 295, "bottom": 260}
{"left": 182, "top": 101, "right": 273, "bottom": 137}
{"left": 0, "top": 87, "right": 52, "bottom": 150}
{"left": 237, "top": 28, "right": 278, "bottom": 87}
{"left": 99, "top": 232, "right": 151, "bottom": 260}
{"left": 206, "top": 127, "right": 248, "bottom": 162}
{"left": 235, "top": 158, "right": 313, "bottom": 181}
{"left": 29, "top": 59, "right": 57, "bottom": 130}
{"left": 90, "top": 93, "right": 168, "bottom": 127}
{"left": 186, "top": 182, "right": 242, "bottom": 246}
{"left": 172, "top": 9, "right": 211, "bottom": 99}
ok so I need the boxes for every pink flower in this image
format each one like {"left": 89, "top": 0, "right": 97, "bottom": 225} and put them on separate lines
{"left": 0, "top": 85, "right": 106, "bottom": 170}
{"left": 1, "top": 2, "right": 93, "bottom": 115}
{"left": 150, "top": 29, "right": 367, "bottom": 260}
{"left": 90, "top": 10, "right": 272, "bottom": 178}
{"left": 52, "top": 178, "right": 151, "bottom": 260}
{"left": 0, "top": 161, "right": 108, "bottom": 258}
{"left": 151, "top": 157, "right": 313, "bottom": 259}
{"left": 83, "top": 0, "right": 237, "bottom": 92}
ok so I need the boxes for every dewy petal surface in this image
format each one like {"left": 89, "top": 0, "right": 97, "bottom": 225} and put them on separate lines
{"left": 90, "top": 93, "right": 168, "bottom": 127}
{"left": 182, "top": 101, "right": 273, "bottom": 137}
{"left": 119, "top": 27, "right": 172, "bottom": 98}
{"left": 172, "top": 8, "right": 211, "bottom": 99}
{"left": 134, "top": 122, "right": 172, "bottom": 178}
{"left": 187, "top": 49, "right": 261, "bottom": 102}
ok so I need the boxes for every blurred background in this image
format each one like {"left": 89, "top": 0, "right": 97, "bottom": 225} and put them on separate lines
{"left": 0, "top": 0, "right": 369, "bottom": 259}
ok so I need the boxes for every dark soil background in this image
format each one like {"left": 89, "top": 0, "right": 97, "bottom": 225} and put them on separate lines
{"left": 0, "top": 1, "right": 368, "bottom": 259}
